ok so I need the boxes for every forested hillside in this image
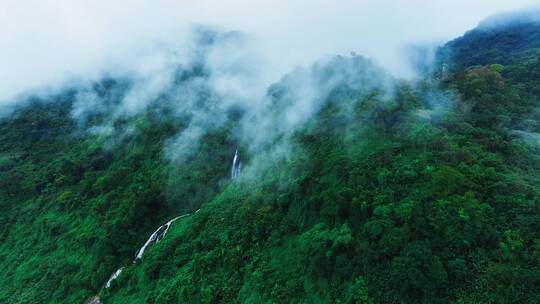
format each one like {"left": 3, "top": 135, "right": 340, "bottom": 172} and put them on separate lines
{"left": 1, "top": 17, "right": 540, "bottom": 304}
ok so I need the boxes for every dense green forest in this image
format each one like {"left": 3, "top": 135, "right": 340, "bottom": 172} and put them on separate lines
{"left": 1, "top": 19, "right": 540, "bottom": 304}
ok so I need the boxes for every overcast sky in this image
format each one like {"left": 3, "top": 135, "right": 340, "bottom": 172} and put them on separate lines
{"left": 0, "top": 0, "right": 538, "bottom": 105}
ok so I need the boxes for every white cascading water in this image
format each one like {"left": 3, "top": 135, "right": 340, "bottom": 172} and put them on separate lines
{"left": 96, "top": 148, "right": 238, "bottom": 300}
{"left": 231, "top": 149, "right": 242, "bottom": 179}
{"left": 105, "top": 267, "right": 124, "bottom": 289}
{"left": 101, "top": 209, "right": 200, "bottom": 293}
{"left": 134, "top": 214, "right": 188, "bottom": 260}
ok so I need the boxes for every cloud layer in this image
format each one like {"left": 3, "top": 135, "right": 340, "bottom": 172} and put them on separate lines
{"left": 0, "top": 0, "right": 537, "bottom": 107}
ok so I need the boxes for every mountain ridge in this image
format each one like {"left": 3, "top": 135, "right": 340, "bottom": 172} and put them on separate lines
{"left": 1, "top": 17, "right": 540, "bottom": 304}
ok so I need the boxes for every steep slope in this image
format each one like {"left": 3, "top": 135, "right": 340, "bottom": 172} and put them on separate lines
{"left": 0, "top": 81, "right": 238, "bottom": 303}
{"left": 439, "top": 15, "right": 540, "bottom": 69}
{"left": 1, "top": 22, "right": 540, "bottom": 304}
{"left": 102, "top": 25, "right": 540, "bottom": 303}
{"left": 103, "top": 56, "right": 540, "bottom": 303}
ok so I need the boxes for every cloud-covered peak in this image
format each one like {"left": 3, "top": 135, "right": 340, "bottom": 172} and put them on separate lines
{"left": 478, "top": 6, "right": 540, "bottom": 30}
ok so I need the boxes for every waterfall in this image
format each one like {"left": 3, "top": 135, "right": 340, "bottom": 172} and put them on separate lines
{"left": 98, "top": 145, "right": 231, "bottom": 298}
{"left": 105, "top": 267, "right": 124, "bottom": 288}
{"left": 87, "top": 296, "right": 102, "bottom": 304}
{"left": 101, "top": 208, "right": 200, "bottom": 293}
{"left": 134, "top": 214, "right": 188, "bottom": 261}
{"left": 231, "top": 149, "right": 242, "bottom": 179}
{"left": 98, "top": 147, "right": 243, "bottom": 296}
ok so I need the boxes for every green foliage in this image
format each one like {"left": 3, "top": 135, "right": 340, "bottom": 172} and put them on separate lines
{"left": 440, "top": 22, "right": 540, "bottom": 68}
{"left": 0, "top": 96, "right": 235, "bottom": 303}
{"left": 103, "top": 65, "right": 540, "bottom": 303}
{"left": 2, "top": 22, "right": 540, "bottom": 304}
{"left": 431, "top": 165, "right": 465, "bottom": 197}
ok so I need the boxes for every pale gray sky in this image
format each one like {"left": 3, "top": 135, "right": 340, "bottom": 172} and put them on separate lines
{"left": 0, "top": 0, "right": 538, "bottom": 105}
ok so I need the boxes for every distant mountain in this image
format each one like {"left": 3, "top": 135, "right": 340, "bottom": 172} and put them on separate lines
{"left": 440, "top": 11, "right": 540, "bottom": 68}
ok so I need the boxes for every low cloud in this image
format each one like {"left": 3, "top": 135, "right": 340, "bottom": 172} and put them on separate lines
{"left": 479, "top": 5, "right": 540, "bottom": 29}
{"left": 2, "top": 0, "right": 540, "bottom": 170}
{"left": 1, "top": 0, "right": 538, "bottom": 109}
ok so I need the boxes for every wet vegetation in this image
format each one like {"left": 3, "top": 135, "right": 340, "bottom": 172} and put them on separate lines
{"left": 1, "top": 20, "right": 540, "bottom": 304}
